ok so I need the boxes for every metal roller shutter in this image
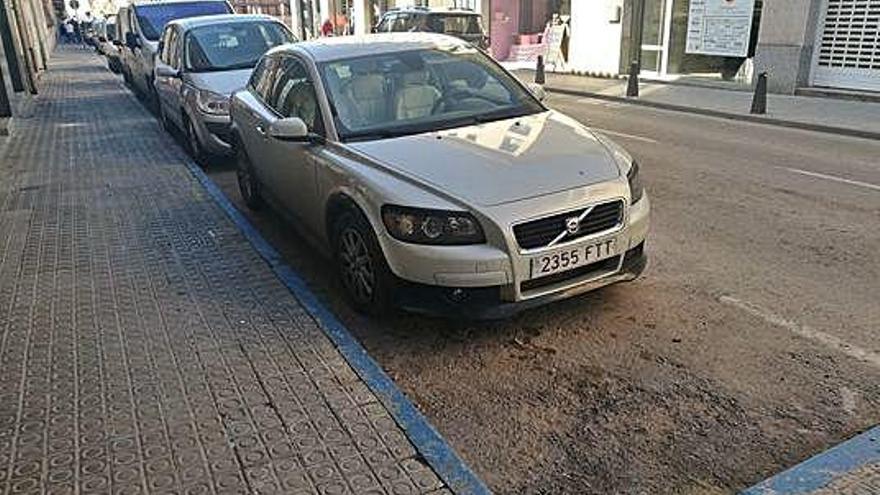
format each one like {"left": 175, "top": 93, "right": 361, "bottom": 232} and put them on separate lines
{"left": 812, "top": 0, "right": 880, "bottom": 91}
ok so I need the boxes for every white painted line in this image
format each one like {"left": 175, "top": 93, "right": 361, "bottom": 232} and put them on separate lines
{"left": 781, "top": 167, "right": 880, "bottom": 192}
{"left": 592, "top": 128, "right": 659, "bottom": 144}
{"left": 575, "top": 97, "right": 624, "bottom": 108}
{"left": 719, "top": 295, "right": 880, "bottom": 369}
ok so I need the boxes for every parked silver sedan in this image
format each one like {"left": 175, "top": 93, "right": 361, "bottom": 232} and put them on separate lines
{"left": 153, "top": 14, "right": 294, "bottom": 162}
{"left": 231, "top": 34, "right": 650, "bottom": 318}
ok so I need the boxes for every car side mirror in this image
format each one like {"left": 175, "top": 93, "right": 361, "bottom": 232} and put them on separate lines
{"left": 155, "top": 64, "right": 179, "bottom": 79}
{"left": 269, "top": 117, "right": 309, "bottom": 141}
{"left": 125, "top": 32, "right": 140, "bottom": 49}
{"left": 527, "top": 82, "right": 547, "bottom": 102}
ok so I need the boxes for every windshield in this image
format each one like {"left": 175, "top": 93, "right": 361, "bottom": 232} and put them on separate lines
{"left": 186, "top": 22, "right": 292, "bottom": 72}
{"left": 135, "top": 2, "right": 231, "bottom": 41}
{"left": 320, "top": 46, "right": 543, "bottom": 141}
{"left": 427, "top": 14, "right": 483, "bottom": 35}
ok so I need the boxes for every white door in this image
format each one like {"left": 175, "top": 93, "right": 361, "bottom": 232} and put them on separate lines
{"left": 811, "top": 0, "right": 880, "bottom": 92}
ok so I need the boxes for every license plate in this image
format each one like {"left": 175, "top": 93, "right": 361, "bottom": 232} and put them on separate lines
{"left": 529, "top": 238, "right": 618, "bottom": 279}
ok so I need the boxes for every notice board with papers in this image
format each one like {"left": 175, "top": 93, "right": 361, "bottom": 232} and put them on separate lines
{"left": 686, "top": 0, "right": 756, "bottom": 57}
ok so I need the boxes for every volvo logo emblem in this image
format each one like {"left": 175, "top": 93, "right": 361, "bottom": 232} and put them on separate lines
{"left": 565, "top": 216, "right": 581, "bottom": 234}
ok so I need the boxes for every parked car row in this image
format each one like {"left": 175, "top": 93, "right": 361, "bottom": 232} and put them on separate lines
{"left": 95, "top": 6, "right": 650, "bottom": 319}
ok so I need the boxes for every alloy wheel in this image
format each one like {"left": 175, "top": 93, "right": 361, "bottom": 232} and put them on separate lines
{"left": 338, "top": 227, "right": 376, "bottom": 304}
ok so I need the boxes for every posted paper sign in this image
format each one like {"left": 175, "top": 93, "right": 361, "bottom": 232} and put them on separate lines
{"left": 686, "top": 0, "right": 756, "bottom": 57}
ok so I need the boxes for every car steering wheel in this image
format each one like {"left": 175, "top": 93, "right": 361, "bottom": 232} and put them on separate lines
{"left": 431, "top": 90, "right": 503, "bottom": 114}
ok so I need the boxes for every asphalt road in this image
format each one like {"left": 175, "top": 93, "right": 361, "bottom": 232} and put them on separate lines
{"left": 199, "top": 93, "right": 880, "bottom": 494}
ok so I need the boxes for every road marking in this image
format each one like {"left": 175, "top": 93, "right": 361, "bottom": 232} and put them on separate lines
{"left": 592, "top": 128, "right": 658, "bottom": 144}
{"left": 719, "top": 295, "right": 880, "bottom": 369}
{"left": 781, "top": 167, "right": 880, "bottom": 192}
{"left": 576, "top": 97, "right": 624, "bottom": 108}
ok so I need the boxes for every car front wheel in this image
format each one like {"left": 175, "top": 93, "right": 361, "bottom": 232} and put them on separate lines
{"left": 185, "top": 117, "right": 207, "bottom": 166}
{"left": 236, "top": 145, "right": 263, "bottom": 210}
{"left": 332, "top": 209, "right": 393, "bottom": 315}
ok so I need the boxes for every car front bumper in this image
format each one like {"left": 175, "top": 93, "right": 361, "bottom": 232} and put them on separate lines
{"left": 191, "top": 110, "right": 235, "bottom": 156}
{"left": 378, "top": 190, "right": 650, "bottom": 318}
{"left": 392, "top": 241, "right": 647, "bottom": 320}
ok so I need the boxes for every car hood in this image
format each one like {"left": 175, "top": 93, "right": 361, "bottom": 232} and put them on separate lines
{"left": 347, "top": 111, "right": 621, "bottom": 207}
{"left": 186, "top": 69, "right": 253, "bottom": 96}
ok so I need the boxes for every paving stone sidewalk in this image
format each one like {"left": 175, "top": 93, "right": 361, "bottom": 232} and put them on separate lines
{"left": 0, "top": 48, "right": 453, "bottom": 495}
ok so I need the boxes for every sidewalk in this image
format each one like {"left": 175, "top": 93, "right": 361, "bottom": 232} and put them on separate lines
{"left": 0, "top": 48, "right": 481, "bottom": 495}
{"left": 516, "top": 70, "right": 880, "bottom": 140}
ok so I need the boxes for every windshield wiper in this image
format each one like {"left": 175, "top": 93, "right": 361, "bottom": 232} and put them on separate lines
{"left": 192, "top": 62, "right": 255, "bottom": 73}
{"left": 344, "top": 129, "right": 411, "bottom": 142}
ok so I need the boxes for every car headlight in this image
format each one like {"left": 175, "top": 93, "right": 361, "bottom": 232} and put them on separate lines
{"left": 627, "top": 161, "right": 644, "bottom": 204}
{"left": 196, "top": 89, "right": 229, "bottom": 116}
{"left": 381, "top": 205, "right": 486, "bottom": 245}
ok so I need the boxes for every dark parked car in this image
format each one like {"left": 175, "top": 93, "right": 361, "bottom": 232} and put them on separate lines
{"left": 374, "top": 7, "right": 489, "bottom": 51}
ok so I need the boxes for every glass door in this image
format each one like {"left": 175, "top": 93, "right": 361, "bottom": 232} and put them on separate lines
{"left": 639, "top": 0, "right": 668, "bottom": 77}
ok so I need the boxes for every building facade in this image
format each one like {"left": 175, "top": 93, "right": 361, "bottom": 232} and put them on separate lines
{"left": 250, "top": 0, "right": 878, "bottom": 94}
{"left": 501, "top": 0, "right": 878, "bottom": 94}
{"left": 0, "top": 0, "right": 58, "bottom": 120}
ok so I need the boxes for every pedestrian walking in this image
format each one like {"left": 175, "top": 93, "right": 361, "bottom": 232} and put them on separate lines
{"left": 65, "top": 20, "right": 75, "bottom": 44}
{"left": 321, "top": 18, "right": 333, "bottom": 37}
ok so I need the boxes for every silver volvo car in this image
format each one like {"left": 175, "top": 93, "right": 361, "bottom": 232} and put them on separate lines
{"left": 230, "top": 34, "right": 650, "bottom": 318}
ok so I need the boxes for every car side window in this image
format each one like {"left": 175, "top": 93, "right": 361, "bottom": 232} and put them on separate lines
{"left": 170, "top": 28, "right": 182, "bottom": 69}
{"left": 269, "top": 57, "right": 324, "bottom": 135}
{"left": 159, "top": 28, "right": 171, "bottom": 63}
{"left": 393, "top": 14, "right": 411, "bottom": 31}
{"left": 251, "top": 56, "right": 279, "bottom": 102}
{"left": 379, "top": 14, "right": 395, "bottom": 32}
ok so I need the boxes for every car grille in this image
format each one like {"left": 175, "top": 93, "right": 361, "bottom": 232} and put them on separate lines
{"left": 513, "top": 200, "right": 624, "bottom": 250}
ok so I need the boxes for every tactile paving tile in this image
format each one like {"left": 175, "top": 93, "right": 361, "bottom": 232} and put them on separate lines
{"left": 0, "top": 47, "right": 447, "bottom": 495}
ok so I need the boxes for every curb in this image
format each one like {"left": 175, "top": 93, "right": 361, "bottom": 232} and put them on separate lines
{"left": 544, "top": 86, "right": 880, "bottom": 142}
{"left": 740, "top": 425, "right": 880, "bottom": 494}
{"left": 181, "top": 143, "right": 491, "bottom": 495}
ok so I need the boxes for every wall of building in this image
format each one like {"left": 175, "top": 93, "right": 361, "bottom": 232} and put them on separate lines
{"left": 568, "top": 0, "right": 623, "bottom": 76}
{"left": 753, "top": 0, "right": 823, "bottom": 93}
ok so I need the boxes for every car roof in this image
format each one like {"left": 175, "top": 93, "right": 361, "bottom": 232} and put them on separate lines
{"left": 130, "top": 0, "right": 228, "bottom": 7}
{"left": 167, "top": 13, "right": 279, "bottom": 30}
{"left": 273, "top": 33, "right": 471, "bottom": 62}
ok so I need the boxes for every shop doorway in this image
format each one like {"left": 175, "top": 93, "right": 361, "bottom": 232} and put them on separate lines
{"left": 629, "top": 0, "right": 762, "bottom": 83}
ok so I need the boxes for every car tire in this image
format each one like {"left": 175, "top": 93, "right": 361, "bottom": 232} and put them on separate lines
{"left": 331, "top": 208, "right": 394, "bottom": 316}
{"left": 236, "top": 145, "right": 263, "bottom": 211}
{"left": 185, "top": 117, "right": 208, "bottom": 166}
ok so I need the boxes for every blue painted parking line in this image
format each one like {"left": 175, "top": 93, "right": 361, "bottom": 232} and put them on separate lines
{"left": 741, "top": 425, "right": 880, "bottom": 494}
{"left": 182, "top": 159, "right": 491, "bottom": 495}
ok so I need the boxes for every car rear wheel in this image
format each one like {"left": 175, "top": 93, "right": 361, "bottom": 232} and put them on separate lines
{"left": 236, "top": 145, "right": 263, "bottom": 210}
{"left": 332, "top": 209, "right": 393, "bottom": 315}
